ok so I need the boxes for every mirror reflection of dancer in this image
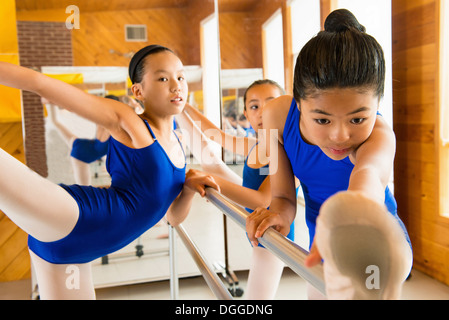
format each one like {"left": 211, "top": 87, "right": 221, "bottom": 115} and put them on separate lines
{"left": 246, "top": 10, "right": 413, "bottom": 300}
{"left": 178, "top": 79, "right": 295, "bottom": 300}
{"left": 44, "top": 95, "right": 144, "bottom": 186}
{"left": 43, "top": 95, "right": 118, "bottom": 186}
{"left": 0, "top": 44, "right": 219, "bottom": 299}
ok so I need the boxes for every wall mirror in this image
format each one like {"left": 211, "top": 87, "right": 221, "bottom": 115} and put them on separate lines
{"left": 15, "top": 0, "right": 395, "bottom": 292}
{"left": 217, "top": 0, "right": 285, "bottom": 164}
{"left": 15, "top": 0, "right": 223, "bottom": 289}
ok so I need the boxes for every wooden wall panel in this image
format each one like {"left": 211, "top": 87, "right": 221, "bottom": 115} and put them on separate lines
{"left": 72, "top": 8, "right": 190, "bottom": 67}
{"left": 71, "top": 2, "right": 215, "bottom": 68}
{"left": 0, "top": 0, "right": 30, "bottom": 283}
{"left": 16, "top": 0, "right": 190, "bottom": 12}
{"left": 219, "top": 12, "right": 261, "bottom": 69}
{"left": 0, "top": 122, "right": 30, "bottom": 282}
{"left": 184, "top": 0, "right": 215, "bottom": 66}
{"left": 392, "top": 0, "right": 449, "bottom": 285}
{"left": 218, "top": 0, "right": 291, "bottom": 88}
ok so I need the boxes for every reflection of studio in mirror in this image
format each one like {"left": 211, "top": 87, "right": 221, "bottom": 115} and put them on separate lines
{"left": 216, "top": 0, "right": 315, "bottom": 163}
{"left": 218, "top": 0, "right": 288, "bottom": 163}
{"left": 217, "top": 0, "right": 394, "bottom": 166}
{"left": 13, "top": 0, "right": 217, "bottom": 288}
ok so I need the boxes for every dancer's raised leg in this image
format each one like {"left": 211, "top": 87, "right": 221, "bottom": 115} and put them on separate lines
{"left": 0, "top": 148, "right": 79, "bottom": 242}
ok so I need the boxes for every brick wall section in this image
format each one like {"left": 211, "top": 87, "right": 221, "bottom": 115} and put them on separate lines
{"left": 17, "top": 21, "right": 73, "bottom": 176}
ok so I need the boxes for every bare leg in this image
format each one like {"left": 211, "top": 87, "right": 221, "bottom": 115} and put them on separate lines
{"left": 29, "top": 250, "right": 95, "bottom": 300}
{"left": 47, "top": 103, "right": 76, "bottom": 148}
{"left": 71, "top": 158, "right": 92, "bottom": 186}
{"left": 47, "top": 103, "right": 93, "bottom": 186}
{"left": 245, "top": 246, "right": 285, "bottom": 300}
{"left": 0, "top": 148, "right": 79, "bottom": 242}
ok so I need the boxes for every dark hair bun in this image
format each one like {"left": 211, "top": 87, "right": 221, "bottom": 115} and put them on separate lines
{"left": 324, "top": 9, "right": 366, "bottom": 33}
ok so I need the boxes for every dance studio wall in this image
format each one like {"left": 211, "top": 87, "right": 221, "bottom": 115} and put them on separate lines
{"left": 392, "top": 0, "right": 449, "bottom": 286}
{"left": 0, "top": 0, "right": 29, "bottom": 282}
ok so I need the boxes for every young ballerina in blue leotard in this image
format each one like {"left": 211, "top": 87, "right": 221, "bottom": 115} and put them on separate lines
{"left": 178, "top": 80, "right": 296, "bottom": 299}
{"left": 0, "top": 45, "right": 219, "bottom": 299}
{"left": 246, "top": 9, "right": 413, "bottom": 300}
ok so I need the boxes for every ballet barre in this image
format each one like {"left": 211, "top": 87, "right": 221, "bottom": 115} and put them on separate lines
{"left": 169, "top": 223, "right": 233, "bottom": 300}
{"left": 205, "top": 187, "right": 326, "bottom": 296}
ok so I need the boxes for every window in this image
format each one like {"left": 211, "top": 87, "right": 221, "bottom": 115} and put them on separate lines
{"left": 335, "top": 0, "right": 393, "bottom": 128}
{"left": 289, "top": 0, "right": 321, "bottom": 69}
{"left": 200, "top": 13, "right": 221, "bottom": 128}
{"left": 262, "top": 9, "right": 285, "bottom": 89}
{"left": 125, "top": 25, "right": 147, "bottom": 42}
{"left": 440, "top": 0, "right": 449, "bottom": 217}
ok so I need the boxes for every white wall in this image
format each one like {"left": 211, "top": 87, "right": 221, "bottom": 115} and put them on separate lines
{"left": 336, "top": 0, "right": 393, "bottom": 128}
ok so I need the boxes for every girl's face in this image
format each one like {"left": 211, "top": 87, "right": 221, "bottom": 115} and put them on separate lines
{"left": 135, "top": 51, "right": 188, "bottom": 117}
{"left": 299, "top": 88, "right": 379, "bottom": 160}
{"left": 244, "top": 83, "right": 283, "bottom": 131}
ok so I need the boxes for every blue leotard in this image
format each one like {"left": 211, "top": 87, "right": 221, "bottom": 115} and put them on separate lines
{"left": 70, "top": 138, "right": 109, "bottom": 164}
{"left": 28, "top": 119, "right": 186, "bottom": 264}
{"left": 243, "top": 142, "right": 295, "bottom": 245}
{"left": 282, "top": 98, "right": 411, "bottom": 249}
{"left": 242, "top": 144, "right": 269, "bottom": 195}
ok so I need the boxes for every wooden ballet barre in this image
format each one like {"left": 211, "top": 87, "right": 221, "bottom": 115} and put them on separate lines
{"left": 205, "top": 187, "right": 326, "bottom": 296}
{"left": 170, "top": 223, "right": 233, "bottom": 300}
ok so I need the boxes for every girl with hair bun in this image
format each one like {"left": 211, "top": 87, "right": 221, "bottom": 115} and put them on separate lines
{"left": 246, "top": 9, "right": 412, "bottom": 300}
{"left": 178, "top": 79, "right": 294, "bottom": 300}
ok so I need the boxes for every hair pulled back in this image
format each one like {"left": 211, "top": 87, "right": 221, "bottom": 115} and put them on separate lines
{"left": 293, "top": 9, "right": 385, "bottom": 101}
{"left": 243, "top": 79, "right": 285, "bottom": 110}
{"left": 129, "top": 45, "right": 174, "bottom": 84}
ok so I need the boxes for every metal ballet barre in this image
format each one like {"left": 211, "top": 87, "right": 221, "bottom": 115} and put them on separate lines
{"left": 168, "top": 187, "right": 325, "bottom": 299}
{"left": 169, "top": 223, "right": 233, "bottom": 300}
{"left": 205, "top": 187, "right": 326, "bottom": 296}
